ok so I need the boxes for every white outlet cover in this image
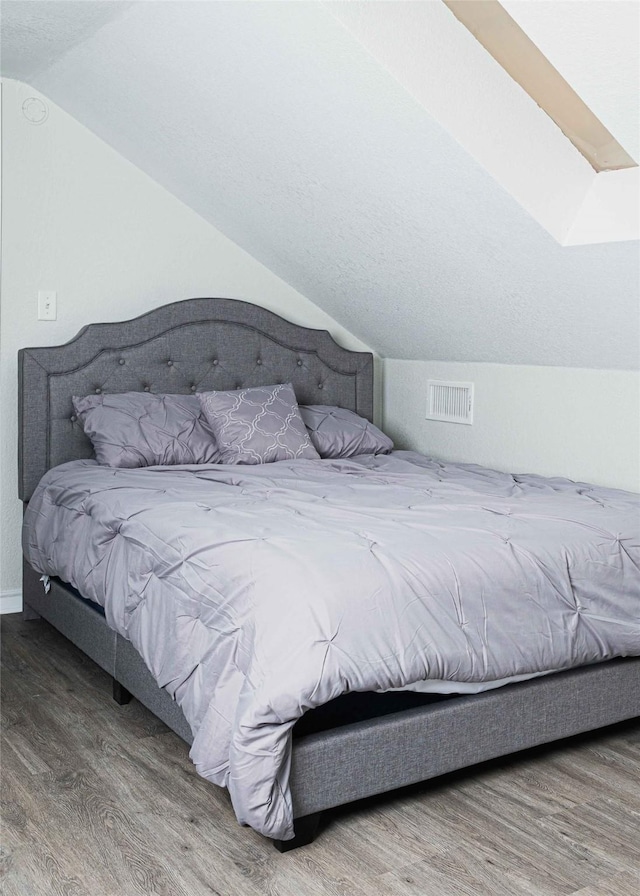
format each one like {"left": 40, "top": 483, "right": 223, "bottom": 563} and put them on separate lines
{"left": 38, "top": 290, "right": 57, "bottom": 320}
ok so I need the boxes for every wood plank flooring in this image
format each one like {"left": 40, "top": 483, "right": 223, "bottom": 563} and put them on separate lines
{"left": 1, "top": 614, "right": 639, "bottom": 896}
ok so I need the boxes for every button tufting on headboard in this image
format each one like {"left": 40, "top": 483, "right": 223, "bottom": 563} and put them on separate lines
{"left": 18, "top": 297, "right": 374, "bottom": 500}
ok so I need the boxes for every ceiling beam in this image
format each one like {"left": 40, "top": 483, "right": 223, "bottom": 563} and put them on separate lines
{"left": 443, "top": 0, "right": 637, "bottom": 172}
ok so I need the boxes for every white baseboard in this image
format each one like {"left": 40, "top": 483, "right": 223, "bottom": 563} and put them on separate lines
{"left": 0, "top": 589, "right": 23, "bottom": 615}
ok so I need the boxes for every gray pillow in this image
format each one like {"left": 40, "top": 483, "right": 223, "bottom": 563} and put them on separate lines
{"left": 72, "top": 392, "right": 221, "bottom": 468}
{"left": 299, "top": 405, "right": 394, "bottom": 458}
{"left": 198, "top": 383, "right": 319, "bottom": 465}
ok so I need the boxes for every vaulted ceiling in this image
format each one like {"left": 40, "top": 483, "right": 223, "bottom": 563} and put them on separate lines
{"left": 2, "top": 1, "right": 638, "bottom": 369}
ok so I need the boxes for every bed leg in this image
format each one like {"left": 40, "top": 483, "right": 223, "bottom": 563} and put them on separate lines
{"left": 272, "top": 812, "right": 322, "bottom": 852}
{"left": 112, "top": 679, "right": 132, "bottom": 705}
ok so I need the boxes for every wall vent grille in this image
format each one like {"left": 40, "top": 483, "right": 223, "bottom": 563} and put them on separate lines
{"left": 426, "top": 380, "right": 474, "bottom": 425}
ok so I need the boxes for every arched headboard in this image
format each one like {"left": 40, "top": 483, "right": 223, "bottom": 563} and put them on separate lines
{"left": 18, "top": 298, "right": 374, "bottom": 500}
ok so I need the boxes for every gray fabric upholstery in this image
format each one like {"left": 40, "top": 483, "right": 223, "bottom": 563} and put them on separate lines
{"left": 23, "top": 561, "right": 194, "bottom": 744}
{"left": 22, "top": 560, "right": 116, "bottom": 677}
{"left": 198, "top": 383, "right": 319, "bottom": 464}
{"left": 114, "top": 635, "right": 194, "bottom": 744}
{"left": 18, "top": 298, "right": 373, "bottom": 499}
{"left": 289, "top": 656, "right": 640, "bottom": 817}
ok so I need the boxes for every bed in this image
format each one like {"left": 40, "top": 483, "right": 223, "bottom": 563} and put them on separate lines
{"left": 19, "top": 297, "right": 640, "bottom": 851}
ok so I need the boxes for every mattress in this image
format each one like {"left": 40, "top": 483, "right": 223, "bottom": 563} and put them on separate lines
{"left": 23, "top": 451, "right": 640, "bottom": 839}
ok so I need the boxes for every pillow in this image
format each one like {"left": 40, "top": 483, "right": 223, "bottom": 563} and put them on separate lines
{"left": 198, "top": 383, "right": 319, "bottom": 465}
{"left": 72, "top": 392, "right": 221, "bottom": 468}
{"left": 299, "top": 405, "right": 393, "bottom": 458}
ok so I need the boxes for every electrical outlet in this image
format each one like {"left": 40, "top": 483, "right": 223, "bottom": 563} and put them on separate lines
{"left": 38, "top": 291, "right": 57, "bottom": 321}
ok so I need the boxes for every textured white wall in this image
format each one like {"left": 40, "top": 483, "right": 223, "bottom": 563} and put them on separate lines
{"left": 329, "top": 0, "right": 638, "bottom": 247}
{"left": 6, "top": 1, "right": 638, "bottom": 370}
{"left": 564, "top": 167, "right": 640, "bottom": 246}
{"left": 0, "top": 79, "right": 373, "bottom": 599}
{"left": 327, "top": 0, "right": 595, "bottom": 244}
{"left": 384, "top": 360, "right": 640, "bottom": 494}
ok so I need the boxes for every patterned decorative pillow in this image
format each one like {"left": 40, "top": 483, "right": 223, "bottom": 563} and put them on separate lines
{"left": 299, "top": 405, "right": 394, "bottom": 458}
{"left": 198, "top": 383, "right": 320, "bottom": 464}
{"left": 72, "top": 392, "right": 221, "bottom": 468}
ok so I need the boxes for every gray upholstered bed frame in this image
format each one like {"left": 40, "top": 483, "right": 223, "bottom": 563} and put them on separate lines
{"left": 19, "top": 298, "right": 640, "bottom": 851}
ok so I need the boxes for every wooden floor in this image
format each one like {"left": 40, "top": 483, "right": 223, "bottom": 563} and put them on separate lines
{"left": 1, "top": 615, "right": 639, "bottom": 896}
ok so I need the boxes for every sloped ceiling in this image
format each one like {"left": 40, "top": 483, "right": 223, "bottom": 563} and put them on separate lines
{"left": 2, "top": 0, "right": 638, "bottom": 369}
{"left": 0, "top": 1, "right": 133, "bottom": 79}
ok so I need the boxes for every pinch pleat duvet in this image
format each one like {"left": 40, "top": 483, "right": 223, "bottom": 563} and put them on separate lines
{"left": 22, "top": 452, "right": 640, "bottom": 839}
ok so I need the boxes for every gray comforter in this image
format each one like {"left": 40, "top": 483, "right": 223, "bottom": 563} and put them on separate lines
{"left": 23, "top": 452, "right": 640, "bottom": 839}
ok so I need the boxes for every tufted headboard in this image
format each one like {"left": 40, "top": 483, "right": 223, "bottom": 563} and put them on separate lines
{"left": 18, "top": 298, "right": 374, "bottom": 501}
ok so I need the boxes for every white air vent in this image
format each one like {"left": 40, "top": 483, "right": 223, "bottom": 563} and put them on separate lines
{"left": 426, "top": 380, "right": 474, "bottom": 425}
